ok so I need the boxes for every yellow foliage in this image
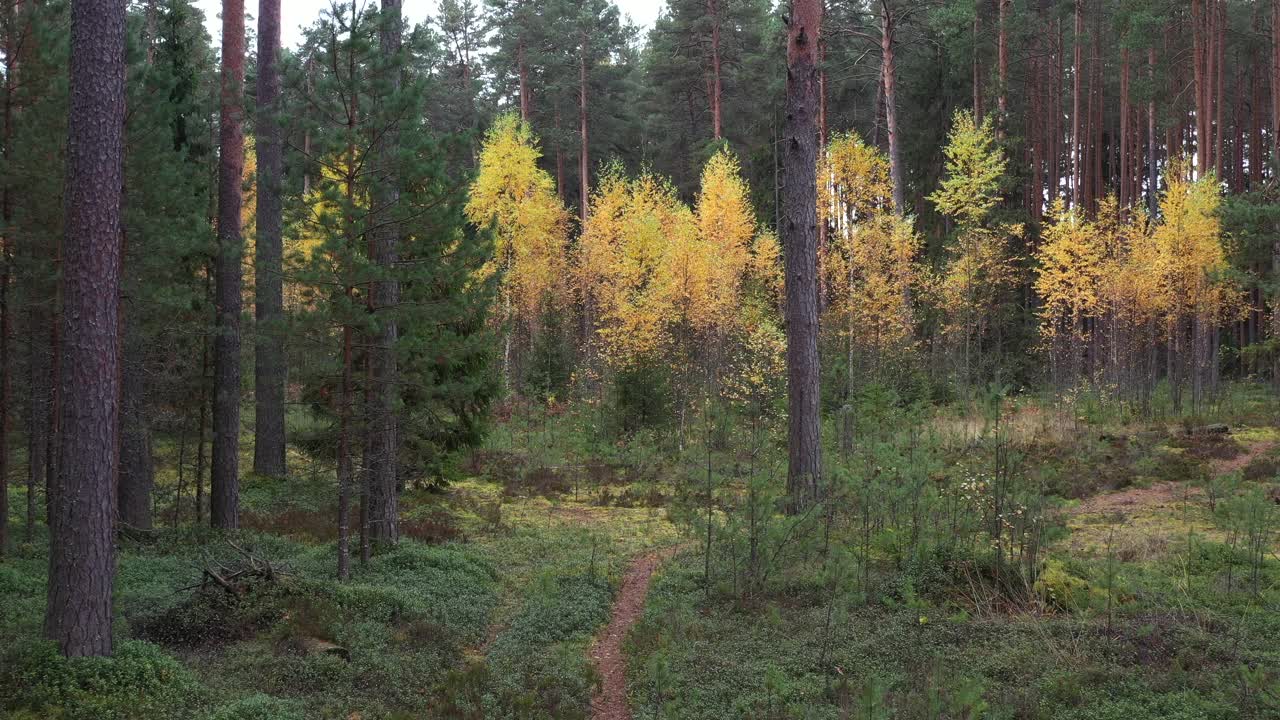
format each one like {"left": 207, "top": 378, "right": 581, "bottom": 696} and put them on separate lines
{"left": 466, "top": 114, "right": 571, "bottom": 333}
{"left": 576, "top": 151, "right": 775, "bottom": 370}
{"left": 819, "top": 133, "right": 919, "bottom": 361}
{"left": 1034, "top": 200, "right": 1104, "bottom": 339}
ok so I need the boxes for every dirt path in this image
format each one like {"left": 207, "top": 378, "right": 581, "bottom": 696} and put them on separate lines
{"left": 589, "top": 548, "right": 673, "bottom": 720}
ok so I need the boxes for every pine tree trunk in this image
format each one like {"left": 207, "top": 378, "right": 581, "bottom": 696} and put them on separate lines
{"left": 709, "top": 0, "right": 722, "bottom": 139}
{"left": 1213, "top": 0, "right": 1224, "bottom": 179}
{"left": 518, "top": 40, "right": 531, "bottom": 122}
{"left": 996, "top": 0, "right": 1008, "bottom": 137}
{"left": 118, "top": 318, "right": 153, "bottom": 531}
{"left": 367, "top": 0, "right": 402, "bottom": 546}
{"left": 26, "top": 302, "right": 48, "bottom": 542}
{"left": 1071, "top": 0, "right": 1083, "bottom": 209}
{"left": 45, "top": 0, "right": 126, "bottom": 657}
{"left": 881, "top": 1, "right": 904, "bottom": 214}
{"left": 1148, "top": 46, "right": 1158, "bottom": 215}
{"left": 1120, "top": 48, "right": 1130, "bottom": 208}
{"left": 783, "top": 0, "right": 822, "bottom": 511}
{"left": 0, "top": 0, "right": 12, "bottom": 556}
{"left": 212, "top": 0, "right": 244, "bottom": 529}
{"left": 579, "top": 33, "right": 589, "bottom": 223}
{"left": 253, "top": 0, "right": 286, "bottom": 479}
{"left": 973, "top": 1, "right": 983, "bottom": 123}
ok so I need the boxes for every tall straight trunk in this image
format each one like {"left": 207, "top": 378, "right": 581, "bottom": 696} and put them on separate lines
{"left": 997, "top": 0, "right": 1008, "bottom": 137}
{"left": 881, "top": 1, "right": 904, "bottom": 214}
{"left": 45, "top": 0, "right": 126, "bottom": 658}
{"left": 973, "top": 1, "right": 983, "bottom": 123}
{"left": 1071, "top": 0, "right": 1083, "bottom": 209}
{"left": 1273, "top": 0, "right": 1279, "bottom": 169}
{"left": 117, "top": 321, "right": 153, "bottom": 530}
{"left": 518, "top": 40, "right": 531, "bottom": 121}
{"left": 1213, "top": 0, "right": 1225, "bottom": 179}
{"left": 783, "top": 0, "right": 822, "bottom": 511}
{"left": 579, "top": 33, "right": 589, "bottom": 223}
{"left": 0, "top": 216, "right": 8, "bottom": 556}
{"left": 709, "top": 0, "right": 722, "bottom": 139}
{"left": 212, "top": 0, "right": 244, "bottom": 529}
{"left": 26, "top": 301, "right": 48, "bottom": 542}
{"left": 1193, "top": 0, "right": 1207, "bottom": 175}
{"left": 337, "top": 318, "right": 353, "bottom": 581}
{"left": 1120, "top": 48, "right": 1130, "bottom": 207}
{"left": 1250, "top": 50, "right": 1263, "bottom": 188}
{"left": 366, "top": 0, "right": 402, "bottom": 546}
{"left": 253, "top": 0, "right": 286, "bottom": 479}
{"left": 1148, "top": 46, "right": 1158, "bottom": 215}
{"left": 0, "top": 0, "right": 12, "bottom": 556}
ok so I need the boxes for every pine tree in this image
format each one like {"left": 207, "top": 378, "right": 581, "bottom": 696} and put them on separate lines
{"left": 45, "top": 0, "right": 126, "bottom": 658}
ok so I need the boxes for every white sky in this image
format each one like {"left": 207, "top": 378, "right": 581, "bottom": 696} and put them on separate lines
{"left": 195, "top": 0, "right": 663, "bottom": 51}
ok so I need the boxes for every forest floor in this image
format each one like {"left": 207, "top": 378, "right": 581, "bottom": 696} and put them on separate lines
{"left": 589, "top": 548, "right": 676, "bottom": 720}
{"left": 2, "top": 395, "right": 1280, "bottom": 719}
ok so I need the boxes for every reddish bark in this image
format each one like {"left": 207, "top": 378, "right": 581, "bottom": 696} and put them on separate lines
{"left": 212, "top": 0, "right": 245, "bottom": 529}
{"left": 45, "top": 0, "right": 126, "bottom": 657}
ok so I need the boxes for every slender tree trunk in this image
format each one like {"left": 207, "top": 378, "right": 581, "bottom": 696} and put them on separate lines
{"left": 997, "top": 0, "right": 1008, "bottom": 138}
{"left": 1071, "top": 0, "right": 1083, "bottom": 209}
{"left": 1120, "top": 48, "right": 1130, "bottom": 208}
{"left": 1213, "top": 0, "right": 1224, "bottom": 179}
{"left": 518, "top": 40, "right": 531, "bottom": 122}
{"left": 0, "top": 0, "right": 12, "bottom": 556}
{"left": 881, "top": 1, "right": 904, "bottom": 214}
{"left": 709, "top": 0, "right": 722, "bottom": 139}
{"left": 26, "top": 302, "right": 48, "bottom": 542}
{"left": 212, "top": 0, "right": 244, "bottom": 529}
{"left": 1148, "top": 45, "right": 1158, "bottom": 215}
{"left": 45, "top": 0, "right": 126, "bottom": 658}
{"left": 253, "top": 0, "right": 286, "bottom": 479}
{"left": 1193, "top": 0, "right": 1207, "bottom": 176}
{"left": 580, "top": 33, "right": 589, "bottom": 223}
{"left": 366, "top": 0, "right": 402, "bottom": 546}
{"left": 117, "top": 318, "right": 153, "bottom": 531}
{"left": 783, "top": 0, "right": 822, "bottom": 511}
{"left": 973, "top": 1, "right": 983, "bottom": 123}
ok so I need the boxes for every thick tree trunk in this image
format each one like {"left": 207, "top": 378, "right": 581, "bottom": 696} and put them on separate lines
{"left": 253, "top": 0, "right": 286, "bottom": 479}
{"left": 881, "top": 2, "right": 903, "bottom": 214}
{"left": 45, "top": 0, "right": 126, "bottom": 658}
{"left": 212, "top": 0, "right": 244, "bottom": 529}
{"left": 1273, "top": 0, "right": 1279, "bottom": 169}
{"left": 366, "top": 0, "right": 402, "bottom": 546}
{"left": 783, "top": 0, "right": 822, "bottom": 511}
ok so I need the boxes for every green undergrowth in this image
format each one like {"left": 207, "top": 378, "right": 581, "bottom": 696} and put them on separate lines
{"left": 627, "top": 547, "right": 1279, "bottom": 720}
{"left": 1, "top": 527, "right": 500, "bottom": 719}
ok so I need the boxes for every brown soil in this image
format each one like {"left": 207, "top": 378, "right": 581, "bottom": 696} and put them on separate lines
{"left": 1071, "top": 439, "right": 1275, "bottom": 519}
{"left": 589, "top": 548, "right": 673, "bottom": 720}
{"left": 1071, "top": 480, "right": 1203, "bottom": 517}
{"left": 1210, "top": 441, "right": 1275, "bottom": 476}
